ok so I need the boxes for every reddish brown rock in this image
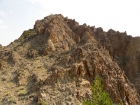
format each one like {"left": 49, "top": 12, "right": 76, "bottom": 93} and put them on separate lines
{"left": 0, "top": 14, "right": 140, "bottom": 105}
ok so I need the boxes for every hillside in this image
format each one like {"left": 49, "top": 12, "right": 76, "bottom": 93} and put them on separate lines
{"left": 0, "top": 14, "right": 140, "bottom": 105}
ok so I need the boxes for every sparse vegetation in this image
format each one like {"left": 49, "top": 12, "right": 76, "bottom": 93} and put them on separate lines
{"left": 23, "top": 30, "right": 31, "bottom": 38}
{"left": 0, "top": 14, "right": 139, "bottom": 105}
{"left": 41, "top": 100, "right": 47, "bottom": 105}
{"left": 17, "top": 89, "right": 28, "bottom": 96}
{"left": 83, "top": 76, "right": 113, "bottom": 105}
{"left": 8, "top": 96, "right": 15, "bottom": 103}
{"left": 48, "top": 13, "right": 54, "bottom": 22}
{"left": 17, "top": 86, "right": 25, "bottom": 90}
{"left": 4, "top": 91, "right": 11, "bottom": 96}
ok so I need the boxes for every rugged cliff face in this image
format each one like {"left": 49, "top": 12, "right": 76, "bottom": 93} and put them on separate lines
{"left": 91, "top": 28, "right": 140, "bottom": 95}
{"left": 0, "top": 14, "right": 140, "bottom": 105}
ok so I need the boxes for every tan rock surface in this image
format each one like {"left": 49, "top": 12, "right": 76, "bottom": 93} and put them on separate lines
{"left": 0, "top": 14, "right": 140, "bottom": 105}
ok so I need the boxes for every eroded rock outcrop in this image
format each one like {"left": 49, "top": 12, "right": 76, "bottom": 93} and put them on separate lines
{"left": 0, "top": 14, "right": 140, "bottom": 105}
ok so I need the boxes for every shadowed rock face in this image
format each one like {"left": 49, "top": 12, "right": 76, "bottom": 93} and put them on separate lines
{"left": 0, "top": 14, "right": 140, "bottom": 105}
{"left": 90, "top": 28, "right": 140, "bottom": 95}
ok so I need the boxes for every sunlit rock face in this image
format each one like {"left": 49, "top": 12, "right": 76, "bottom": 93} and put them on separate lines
{"left": 0, "top": 14, "right": 140, "bottom": 105}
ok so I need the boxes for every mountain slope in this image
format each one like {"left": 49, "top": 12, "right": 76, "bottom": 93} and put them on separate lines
{"left": 0, "top": 14, "right": 139, "bottom": 105}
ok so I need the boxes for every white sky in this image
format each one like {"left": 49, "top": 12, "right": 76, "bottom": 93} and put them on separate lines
{"left": 0, "top": 0, "right": 140, "bottom": 46}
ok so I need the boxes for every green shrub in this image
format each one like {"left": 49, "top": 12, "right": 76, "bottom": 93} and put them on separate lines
{"left": 23, "top": 30, "right": 31, "bottom": 38}
{"left": 83, "top": 76, "right": 113, "bottom": 105}
{"left": 18, "top": 89, "right": 28, "bottom": 96}
{"left": 41, "top": 100, "right": 47, "bottom": 105}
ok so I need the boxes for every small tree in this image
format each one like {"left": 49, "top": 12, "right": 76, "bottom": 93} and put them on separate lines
{"left": 83, "top": 76, "right": 113, "bottom": 105}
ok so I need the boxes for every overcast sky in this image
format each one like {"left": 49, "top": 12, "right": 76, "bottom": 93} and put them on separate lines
{"left": 0, "top": 0, "right": 140, "bottom": 46}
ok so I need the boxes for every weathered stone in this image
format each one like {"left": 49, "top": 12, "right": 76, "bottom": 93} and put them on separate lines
{"left": 0, "top": 14, "right": 140, "bottom": 105}
{"left": 27, "top": 49, "right": 38, "bottom": 58}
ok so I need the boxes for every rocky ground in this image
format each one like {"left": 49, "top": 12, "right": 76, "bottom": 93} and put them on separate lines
{"left": 0, "top": 14, "right": 140, "bottom": 105}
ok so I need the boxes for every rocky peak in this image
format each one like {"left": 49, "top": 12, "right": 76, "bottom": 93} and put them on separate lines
{"left": 0, "top": 14, "right": 140, "bottom": 105}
